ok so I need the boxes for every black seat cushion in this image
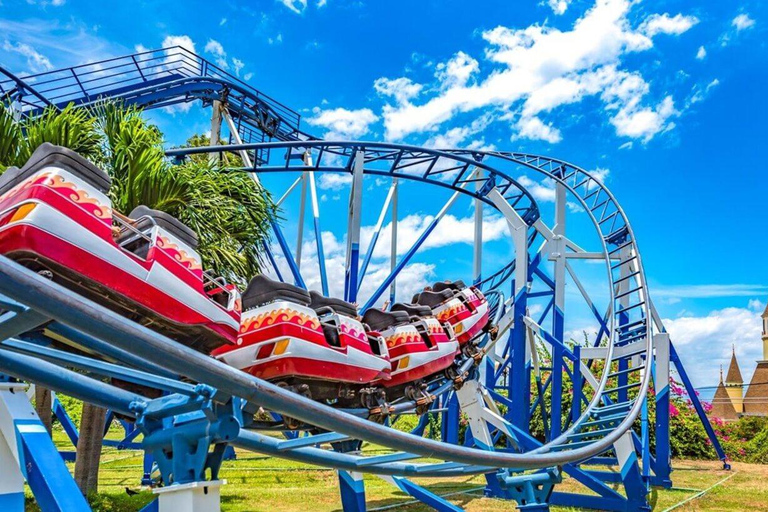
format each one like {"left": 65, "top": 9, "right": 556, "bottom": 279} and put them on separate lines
{"left": 309, "top": 291, "right": 357, "bottom": 318}
{"left": 433, "top": 280, "right": 467, "bottom": 293}
{"left": 362, "top": 309, "right": 409, "bottom": 332}
{"left": 242, "top": 274, "right": 311, "bottom": 310}
{"left": 414, "top": 289, "right": 454, "bottom": 308}
{"left": 0, "top": 143, "right": 111, "bottom": 196}
{"left": 391, "top": 302, "right": 432, "bottom": 318}
{"left": 129, "top": 205, "right": 198, "bottom": 250}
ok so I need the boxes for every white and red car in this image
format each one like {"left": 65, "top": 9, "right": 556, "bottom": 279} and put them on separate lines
{"left": 0, "top": 143, "right": 240, "bottom": 353}
{"left": 213, "top": 276, "right": 392, "bottom": 402}
{"left": 413, "top": 281, "right": 490, "bottom": 345}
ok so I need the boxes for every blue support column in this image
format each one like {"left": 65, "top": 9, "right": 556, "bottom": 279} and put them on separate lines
{"left": 0, "top": 382, "right": 90, "bottom": 512}
{"left": 550, "top": 305, "right": 564, "bottom": 439}
{"left": 339, "top": 471, "right": 366, "bottom": 512}
{"left": 509, "top": 285, "right": 530, "bottom": 434}
{"left": 670, "top": 342, "right": 729, "bottom": 468}
{"left": 390, "top": 476, "right": 464, "bottom": 512}
{"left": 571, "top": 345, "right": 582, "bottom": 426}
{"left": 440, "top": 392, "right": 460, "bottom": 444}
{"left": 653, "top": 332, "right": 673, "bottom": 486}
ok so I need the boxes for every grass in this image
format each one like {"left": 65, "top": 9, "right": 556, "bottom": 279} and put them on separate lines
{"left": 25, "top": 430, "right": 768, "bottom": 511}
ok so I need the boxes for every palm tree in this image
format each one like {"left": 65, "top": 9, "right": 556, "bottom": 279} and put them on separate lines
{"left": 0, "top": 102, "right": 275, "bottom": 495}
{"left": 98, "top": 103, "right": 274, "bottom": 284}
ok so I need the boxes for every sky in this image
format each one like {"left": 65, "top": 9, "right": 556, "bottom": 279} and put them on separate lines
{"left": 1, "top": 0, "right": 767, "bottom": 394}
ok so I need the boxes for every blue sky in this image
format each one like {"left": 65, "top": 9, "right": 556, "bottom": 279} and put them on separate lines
{"left": 1, "top": 0, "right": 767, "bottom": 391}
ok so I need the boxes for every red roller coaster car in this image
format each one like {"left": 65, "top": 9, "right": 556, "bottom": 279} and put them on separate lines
{"left": 412, "top": 280, "right": 490, "bottom": 345}
{"left": 0, "top": 143, "right": 240, "bottom": 352}
{"left": 213, "top": 275, "right": 391, "bottom": 407}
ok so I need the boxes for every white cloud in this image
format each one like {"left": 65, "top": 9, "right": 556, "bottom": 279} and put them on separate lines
{"left": 317, "top": 0, "right": 327, "bottom": 7}
{"left": 732, "top": 14, "right": 756, "bottom": 32}
{"left": 517, "top": 176, "right": 556, "bottom": 202}
{"left": 376, "top": 0, "right": 697, "bottom": 143}
{"left": 748, "top": 299, "right": 766, "bottom": 312}
{"left": 204, "top": 39, "right": 228, "bottom": 68}
{"left": 317, "top": 173, "right": 353, "bottom": 191}
{"left": 205, "top": 39, "right": 225, "bottom": 57}
{"left": 423, "top": 113, "right": 494, "bottom": 149}
{"left": 220, "top": 18, "right": 227, "bottom": 26}
{"left": 2, "top": 40, "right": 53, "bottom": 72}
{"left": 654, "top": 284, "right": 768, "bottom": 299}
{"left": 162, "top": 35, "right": 196, "bottom": 54}
{"left": 696, "top": 46, "right": 706, "bottom": 60}
{"left": 548, "top": 0, "right": 572, "bottom": 15}
{"left": 306, "top": 107, "right": 379, "bottom": 139}
{"left": 232, "top": 58, "right": 245, "bottom": 76}
{"left": 268, "top": 33, "right": 284, "bottom": 45}
{"left": 639, "top": 13, "right": 699, "bottom": 37}
{"left": 590, "top": 167, "right": 610, "bottom": 183}
{"left": 665, "top": 306, "right": 763, "bottom": 387}
{"left": 688, "top": 78, "right": 720, "bottom": 106}
{"left": 280, "top": 0, "right": 307, "bottom": 14}
{"left": 374, "top": 77, "right": 423, "bottom": 104}
{"left": 515, "top": 116, "right": 562, "bottom": 143}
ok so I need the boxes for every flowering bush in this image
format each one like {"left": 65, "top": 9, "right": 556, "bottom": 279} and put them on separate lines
{"left": 666, "top": 377, "right": 768, "bottom": 462}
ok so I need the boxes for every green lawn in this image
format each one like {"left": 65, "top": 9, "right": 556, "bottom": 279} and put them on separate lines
{"left": 25, "top": 430, "right": 768, "bottom": 511}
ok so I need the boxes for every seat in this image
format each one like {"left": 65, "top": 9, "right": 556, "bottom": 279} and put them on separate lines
{"left": 414, "top": 289, "right": 454, "bottom": 308}
{"left": 129, "top": 205, "right": 199, "bottom": 250}
{"left": 0, "top": 143, "right": 111, "bottom": 196}
{"left": 242, "top": 274, "right": 311, "bottom": 310}
{"left": 309, "top": 291, "right": 358, "bottom": 318}
{"left": 362, "top": 309, "right": 409, "bottom": 332}
{"left": 391, "top": 302, "right": 432, "bottom": 318}
{"left": 432, "top": 280, "right": 467, "bottom": 293}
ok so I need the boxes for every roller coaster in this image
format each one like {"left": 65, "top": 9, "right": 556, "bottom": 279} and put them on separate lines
{"left": 0, "top": 47, "right": 727, "bottom": 512}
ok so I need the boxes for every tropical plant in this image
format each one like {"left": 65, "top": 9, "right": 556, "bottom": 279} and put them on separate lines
{"left": 96, "top": 104, "right": 274, "bottom": 283}
{"left": 0, "top": 103, "right": 101, "bottom": 170}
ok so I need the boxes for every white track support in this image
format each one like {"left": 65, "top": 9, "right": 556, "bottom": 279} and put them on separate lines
{"left": 486, "top": 188, "right": 529, "bottom": 362}
{"left": 0, "top": 383, "right": 27, "bottom": 510}
{"left": 473, "top": 170, "right": 483, "bottom": 285}
{"left": 611, "top": 243, "right": 643, "bottom": 485}
{"left": 153, "top": 480, "right": 225, "bottom": 512}
{"left": 553, "top": 183, "right": 566, "bottom": 316}
{"left": 276, "top": 176, "right": 303, "bottom": 208}
{"left": 296, "top": 172, "right": 308, "bottom": 270}
{"left": 456, "top": 381, "right": 495, "bottom": 450}
{"left": 209, "top": 100, "right": 223, "bottom": 164}
{"left": 389, "top": 178, "right": 398, "bottom": 304}
{"left": 222, "top": 109, "right": 253, "bottom": 168}
{"left": 456, "top": 380, "right": 521, "bottom": 452}
{"left": 345, "top": 151, "right": 365, "bottom": 296}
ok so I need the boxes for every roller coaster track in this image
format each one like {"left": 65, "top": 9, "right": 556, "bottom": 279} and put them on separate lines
{"left": 0, "top": 137, "right": 650, "bottom": 471}
{"left": 0, "top": 47, "right": 725, "bottom": 511}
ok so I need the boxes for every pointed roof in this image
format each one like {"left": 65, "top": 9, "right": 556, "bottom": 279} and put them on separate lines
{"left": 744, "top": 361, "right": 768, "bottom": 416}
{"left": 725, "top": 345, "right": 743, "bottom": 385}
{"left": 763, "top": 300, "right": 768, "bottom": 319}
{"left": 710, "top": 380, "right": 738, "bottom": 421}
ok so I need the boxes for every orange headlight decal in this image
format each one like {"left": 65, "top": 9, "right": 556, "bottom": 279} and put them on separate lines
{"left": 9, "top": 203, "right": 37, "bottom": 223}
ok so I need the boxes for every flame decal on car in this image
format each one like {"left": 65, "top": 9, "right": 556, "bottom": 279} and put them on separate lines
{"left": 436, "top": 302, "right": 467, "bottom": 322}
{"left": 239, "top": 308, "right": 322, "bottom": 334}
{"left": 47, "top": 174, "right": 112, "bottom": 219}
{"left": 156, "top": 235, "right": 203, "bottom": 272}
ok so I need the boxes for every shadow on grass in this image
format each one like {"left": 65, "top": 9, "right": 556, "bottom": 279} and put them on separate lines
{"left": 338, "top": 480, "right": 486, "bottom": 512}
{"left": 26, "top": 491, "right": 155, "bottom": 512}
